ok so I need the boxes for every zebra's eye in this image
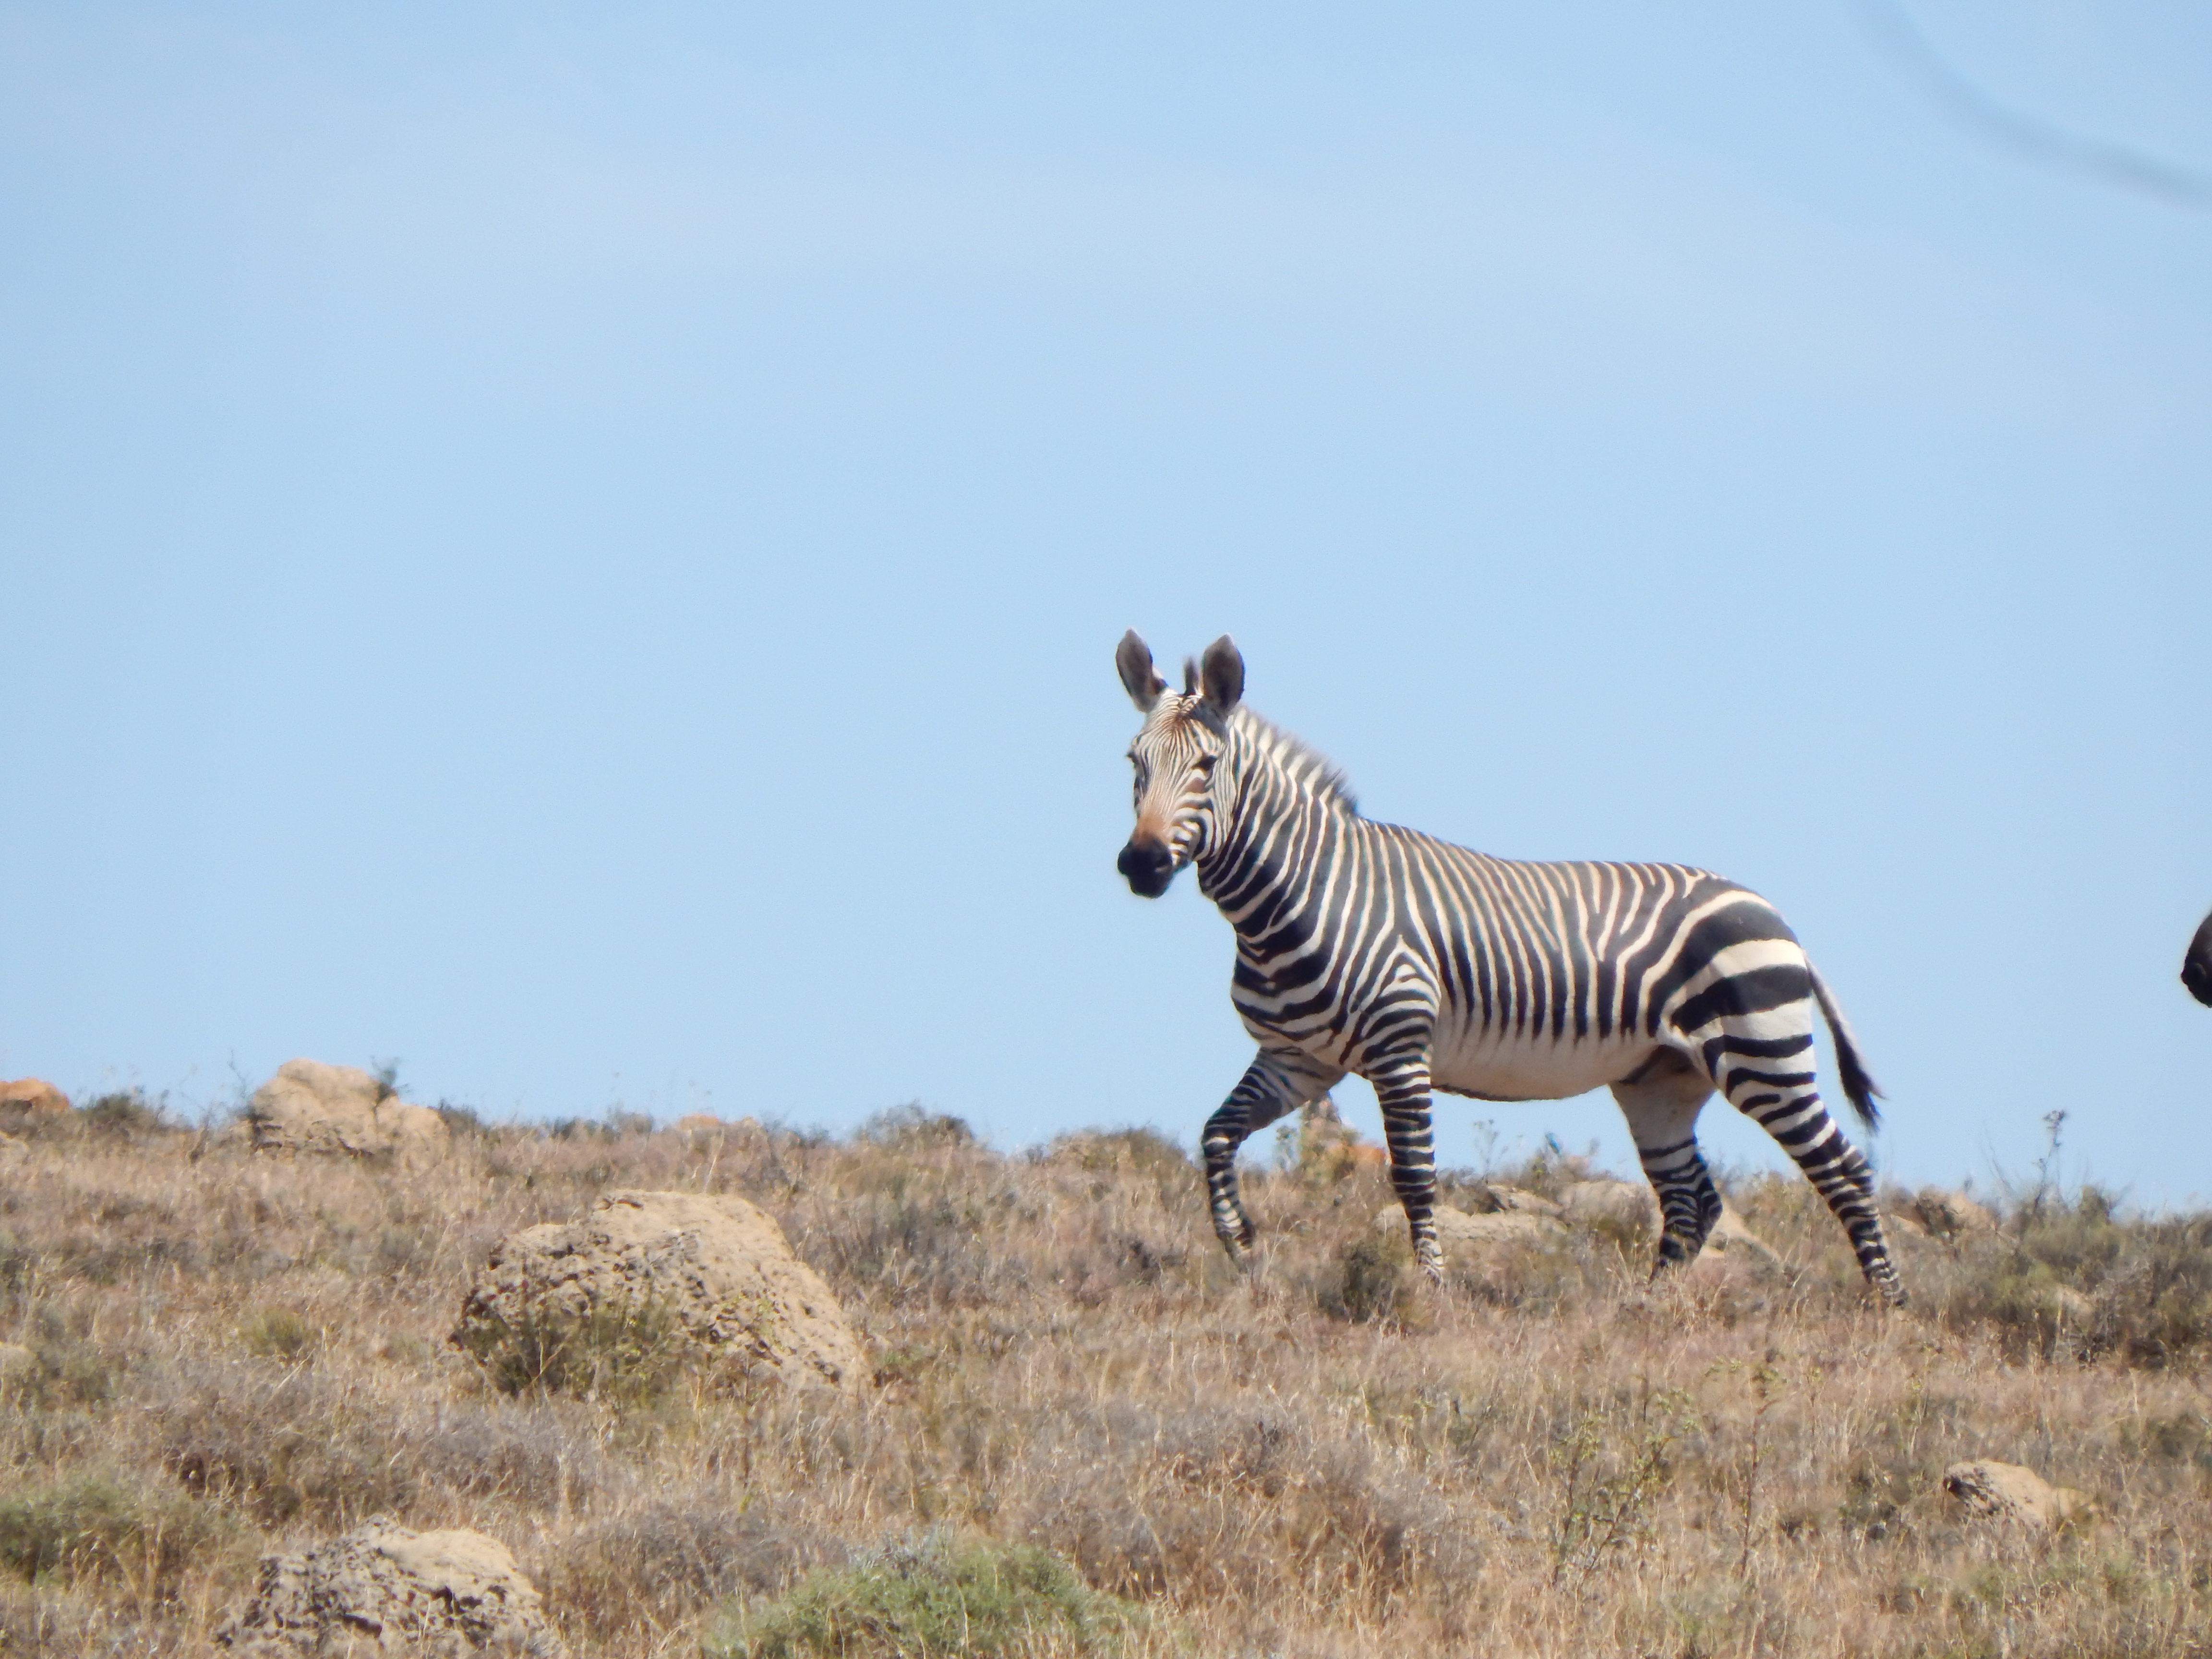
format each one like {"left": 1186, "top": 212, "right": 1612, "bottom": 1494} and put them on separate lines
{"left": 1192, "top": 754, "right": 1217, "bottom": 772}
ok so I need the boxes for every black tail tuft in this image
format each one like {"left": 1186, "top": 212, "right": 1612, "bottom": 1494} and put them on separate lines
{"left": 1810, "top": 965, "right": 1883, "bottom": 1132}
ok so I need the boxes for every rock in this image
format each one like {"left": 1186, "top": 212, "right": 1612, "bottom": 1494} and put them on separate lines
{"left": 0, "top": 1134, "right": 28, "bottom": 1168}
{"left": 453, "top": 1190, "right": 865, "bottom": 1393}
{"left": 1901, "top": 1188, "right": 1999, "bottom": 1239}
{"left": 1468, "top": 1183, "right": 1567, "bottom": 1219}
{"left": 1944, "top": 1460, "right": 2090, "bottom": 1530}
{"left": 1561, "top": 1179, "right": 1660, "bottom": 1233}
{"left": 1374, "top": 1206, "right": 1566, "bottom": 1252}
{"left": 220, "top": 1518, "right": 560, "bottom": 1655}
{"left": 0, "top": 1078, "right": 69, "bottom": 1130}
{"left": 0, "top": 1342, "right": 35, "bottom": 1385}
{"left": 1549, "top": 1179, "right": 1777, "bottom": 1265}
{"left": 246, "top": 1060, "right": 450, "bottom": 1163}
{"left": 1703, "top": 1203, "right": 1781, "bottom": 1266}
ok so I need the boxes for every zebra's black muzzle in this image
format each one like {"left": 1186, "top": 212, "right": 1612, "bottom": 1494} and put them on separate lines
{"left": 1118, "top": 838, "right": 1177, "bottom": 898}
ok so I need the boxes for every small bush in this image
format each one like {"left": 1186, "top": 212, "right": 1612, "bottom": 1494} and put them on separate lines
{"left": 1318, "top": 1233, "right": 1415, "bottom": 1325}
{"left": 450, "top": 1296, "right": 698, "bottom": 1404}
{"left": 2092, "top": 1214, "right": 2212, "bottom": 1367}
{"left": 1547, "top": 1390, "right": 1694, "bottom": 1584}
{"left": 542, "top": 1495, "right": 850, "bottom": 1643}
{"left": 236, "top": 1307, "right": 316, "bottom": 1360}
{"left": 4, "top": 1307, "right": 118, "bottom": 1407}
{"left": 76, "top": 1090, "right": 172, "bottom": 1140}
{"left": 859, "top": 1104, "right": 975, "bottom": 1151}
{"left": 707, "top": 1534, "right": 1135, "bottom": 1659}
{"left": 0, "top": 1473, "right": 241, "bottom": 1597}
{"left": 1925, "top": 1190, "right": 2212, "bottom": 1367}
{"left": 1011, "top": 1402, "right": 1477, "bottom": 1618}
{"left": 1040, "top": 1129, "right": 1191, "bottom": 1183}
{"left": 160, "top": 1370, "right": 416, "bottom": 1525}
{"left": 0, "top": 1235, "right": 32, "bottom": 1295}
{"left": 419, "top": 1399, "right": 612, "bottom": 1509}
{"left": 433, "top": 1100, "right": 490, "bottom": 1137}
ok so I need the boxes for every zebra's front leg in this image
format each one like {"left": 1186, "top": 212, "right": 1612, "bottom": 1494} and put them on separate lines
{"left": 1200, "top": 1048, "right": 1344, "bottom": 1266}
{"left": 1368, "top": 1054, "right": 1445, "bottom": 1283}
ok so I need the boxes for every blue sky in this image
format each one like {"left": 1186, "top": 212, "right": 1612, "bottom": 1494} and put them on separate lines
{"left": 3, "top": 3, "right": 2207, "bottom": 1198}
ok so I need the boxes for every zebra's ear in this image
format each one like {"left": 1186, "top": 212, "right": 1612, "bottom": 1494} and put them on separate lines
{"left": 1200, "top": 635, "right": 1244, "bottom": 716}
{"left": 1116, "top": 630, "right": 1167, "bottom": 711}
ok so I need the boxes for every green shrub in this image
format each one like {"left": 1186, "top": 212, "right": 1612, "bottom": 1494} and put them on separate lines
{"left": 542, "top": 1495, "right": 849, "bottom": 1643}
{"left": 76, "top": 1090, "right": 170, "bottom": 1140}
{"left": 707, "top": 1534, "right": 1136, "bottom": 1659}
{"left": 450, "top": 1297, "right": 696, "bottom": 1405}
{"left": 0, "top": 1474, "right": 241, "bottom": 1596}
{"left": 237, "top": 1306, "right": 317, "bottom": 1360}
{"left": 1928, "top": 1190, "right": 2212, "bottom": 1367}
{"left": 3, "top": 1308, "right": 117, "bottom": 1407}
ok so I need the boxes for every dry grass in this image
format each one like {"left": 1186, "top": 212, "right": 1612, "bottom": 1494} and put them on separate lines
{"left": 5, "top": 1100, "right": 2212, "bottom": 1657}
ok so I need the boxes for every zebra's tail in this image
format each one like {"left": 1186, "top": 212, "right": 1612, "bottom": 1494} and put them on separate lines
{"left": 1809, "top": 963, "right": 1883, "bottom": 1132}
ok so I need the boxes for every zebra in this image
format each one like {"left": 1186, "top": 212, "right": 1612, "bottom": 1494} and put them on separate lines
{"left": 2186, "top": 908, "right": 2212, "bottom": 1008}
{"left": 1114, "top": 630, "right": 1906, "bottom": 1305}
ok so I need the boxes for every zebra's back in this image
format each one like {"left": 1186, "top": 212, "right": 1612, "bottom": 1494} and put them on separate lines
{"left": 1260, "top": 820, "right": 1807, "bottom": 1101}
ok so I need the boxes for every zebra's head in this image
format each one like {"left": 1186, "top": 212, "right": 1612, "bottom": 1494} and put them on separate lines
{"left": 1114, "top": 630, "right": 1243, "bottom": 898}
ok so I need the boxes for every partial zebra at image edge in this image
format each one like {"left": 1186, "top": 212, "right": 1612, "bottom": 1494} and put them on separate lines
{"left": 2184, "top": 907, "right": 2212, "bottom": 1008}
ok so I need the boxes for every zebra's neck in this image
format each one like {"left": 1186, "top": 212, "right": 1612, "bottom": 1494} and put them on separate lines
{"left": 1194, "top": 710, "right": 1357, "bottom": 937}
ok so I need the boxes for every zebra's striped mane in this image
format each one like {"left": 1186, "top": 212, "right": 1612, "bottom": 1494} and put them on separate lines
{"left": 1231, "top": 706, "right": 1358, "bottom": 817}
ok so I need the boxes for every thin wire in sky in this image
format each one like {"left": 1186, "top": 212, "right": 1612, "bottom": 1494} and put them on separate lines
{"left": 1852, "top": 0, "right": 2212, "bottom": 209}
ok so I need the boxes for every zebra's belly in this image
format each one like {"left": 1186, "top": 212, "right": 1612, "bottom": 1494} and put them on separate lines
{"left": 1427, "top": 1022, "right": 1654, "bottom": 1103}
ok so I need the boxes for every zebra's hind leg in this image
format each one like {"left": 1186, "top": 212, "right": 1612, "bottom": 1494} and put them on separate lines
{"left": 1609, "top": 1048, "right": 1722, "bottom": 1276}
{"left": 1201, "top": 1047, "right": 1345, "bottom": 1268}
{"left": 1702, "top": 1021, "right": 1907, "bottom": 1307}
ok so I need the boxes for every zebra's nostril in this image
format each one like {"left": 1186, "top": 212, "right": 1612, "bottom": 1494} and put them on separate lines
{"left": 1118, "top": 838, "right": 1176, "bottom": 895}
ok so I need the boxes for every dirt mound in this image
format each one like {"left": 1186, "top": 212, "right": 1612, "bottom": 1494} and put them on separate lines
{"left": 219, "top": 1517, "right": 560, "bottom": 1655}
{"left": 1560, "top": 1178, "right": 1659, "bottom": 1232}
{"left": 1373, "top": 1205, "right": 1565, "bottom": 1254}
{"left": 1468, "top": 1182, "right": 1567, "bottom": 1218}
{"left": 452, "top": 1190, "right": 864, "bottom": 1393}
{"left": 1894, "top": 1188, "right": 2000, "bottom": 1240}
{"left": 247, "top": 1060, "right": 449, "bottom": 1163}
{"left": 0, "top": 1078, "right": 69, "bottom": 1130}
{"left": 1944, "top": 1459, "right": 2091, "bottom": 1530}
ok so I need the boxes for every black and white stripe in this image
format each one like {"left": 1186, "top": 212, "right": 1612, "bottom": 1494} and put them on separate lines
{"left": 1115, "top": 632, "right": 1905, "bottom": 1305}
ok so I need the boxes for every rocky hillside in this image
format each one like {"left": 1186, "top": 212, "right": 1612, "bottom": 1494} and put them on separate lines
{"left": 4, "top": 1078, "right": 2212, "bottom": 1656}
